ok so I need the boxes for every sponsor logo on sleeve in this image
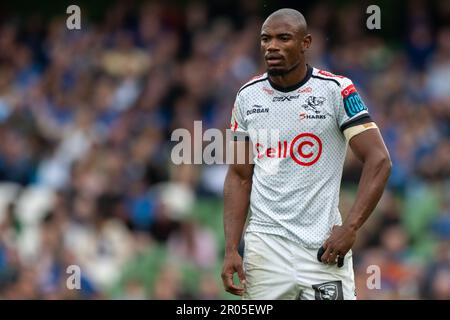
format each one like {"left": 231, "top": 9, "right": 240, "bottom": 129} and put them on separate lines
{"left": 341, "top": 84, "right": 368, "bottom": 117}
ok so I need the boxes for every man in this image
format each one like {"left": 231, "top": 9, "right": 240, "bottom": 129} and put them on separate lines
{"left": 221, "top": 8, "right": 392, "bottom": 300}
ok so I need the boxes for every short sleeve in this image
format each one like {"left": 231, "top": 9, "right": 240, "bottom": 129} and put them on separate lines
{"left": 230, "top": 93, "right": 249, "bottom": 141}
{"left": 335, "top": 78, "right": 372, "bottom": 132}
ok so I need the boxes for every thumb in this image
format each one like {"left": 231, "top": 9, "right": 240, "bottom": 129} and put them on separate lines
{"left": 237, "top": 263, "right": 246, "bottom": 285}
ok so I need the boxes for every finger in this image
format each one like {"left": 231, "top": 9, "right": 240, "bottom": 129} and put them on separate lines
{"left": 237, "top": 264, "right": 247, "bottom": 286}
{"left": 222, "top": 274, "right": 245, "bottom": 296}
{"left": 221, "top": 272, "right": 234, "bottom": 289}
{"left": 226, "top": 284, "right": 245, "bottom": 296}
{"left": 327, "top": 250, "right": 338, "bottom": 265}
{"left": 321, "top": 246, "right": 334, "bottom": 263}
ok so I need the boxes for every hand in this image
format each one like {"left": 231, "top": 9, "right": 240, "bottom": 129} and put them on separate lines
{"left": 320, "top": 225, "right": 356, "bottom": 265}
{"left": 221, "top": 250, "right": 246, "bottom": 296}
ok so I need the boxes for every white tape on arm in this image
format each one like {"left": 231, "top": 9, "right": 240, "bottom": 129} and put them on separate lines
{"left": 343, "top": 122, "right": 378, "bottom": 142}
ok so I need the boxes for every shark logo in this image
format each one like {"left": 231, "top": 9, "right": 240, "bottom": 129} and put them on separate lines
{"left": 312, "top": 281, "right": 343, "bottom": 300}
{"left": 302, "top": 96, "right": 326, "bottom": 114}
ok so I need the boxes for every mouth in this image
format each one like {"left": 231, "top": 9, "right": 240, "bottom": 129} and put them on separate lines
{"left": 265, "top": 55, "right": 284, "bottom": 66}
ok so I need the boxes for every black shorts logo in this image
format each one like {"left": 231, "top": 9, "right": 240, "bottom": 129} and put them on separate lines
{"left": 312, "top": 281, "right": 343, "bottom": 300}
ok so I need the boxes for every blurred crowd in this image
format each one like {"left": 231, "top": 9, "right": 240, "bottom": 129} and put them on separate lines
{"left": 0, "top": 0, "right": 449, "bottom": 299}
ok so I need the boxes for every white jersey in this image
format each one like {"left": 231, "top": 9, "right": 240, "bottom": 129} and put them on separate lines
{"left": 230, "top": 65, "right": 372, "bottom": 249}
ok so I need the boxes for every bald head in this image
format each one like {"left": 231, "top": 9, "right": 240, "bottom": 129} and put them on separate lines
{"left": 263, "top": 8, "right": 308, "bottom": 35}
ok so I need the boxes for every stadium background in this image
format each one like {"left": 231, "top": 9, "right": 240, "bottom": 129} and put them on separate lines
{"left": 0, "top": 0, "right": 449, "bottom": 299}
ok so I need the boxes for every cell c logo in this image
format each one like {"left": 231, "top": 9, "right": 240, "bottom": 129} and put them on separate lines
{"left": 290, "top": 133, "right": 322, "bottom": 166}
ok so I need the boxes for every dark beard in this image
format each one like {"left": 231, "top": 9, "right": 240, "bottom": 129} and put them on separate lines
{"left": 267, "top": 68, "right": 288, "bottom": 76}
{"left": 267, "top": 61, "right": 300, "bottom": 77}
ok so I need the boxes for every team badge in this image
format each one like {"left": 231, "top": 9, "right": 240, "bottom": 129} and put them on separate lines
{"left": 312, "top": 281, "right": 343, "bottom": 300}
{"left": 302, "top": 96, "right": 326, "bottom": 114}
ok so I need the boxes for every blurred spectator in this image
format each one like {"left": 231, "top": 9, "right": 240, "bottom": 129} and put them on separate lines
{"left": 0, "top": 0, "right": 448, "bottom": 299}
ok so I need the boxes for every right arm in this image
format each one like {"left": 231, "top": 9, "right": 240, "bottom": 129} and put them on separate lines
{"left": 221, "top": 140, "right": 254, "bottom": 296}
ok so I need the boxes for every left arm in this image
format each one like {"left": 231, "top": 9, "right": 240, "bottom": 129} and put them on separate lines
{"left": 320, "top": 127, "right": 392, "bottom": 264}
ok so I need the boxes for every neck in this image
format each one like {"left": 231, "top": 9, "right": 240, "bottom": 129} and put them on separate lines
{"left": 269, "top": 62, "right": 308, "bottom": 88}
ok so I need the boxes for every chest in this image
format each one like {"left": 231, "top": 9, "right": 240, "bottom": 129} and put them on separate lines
{"left": 244, "top": 91, "right": 337, "bottom": 138}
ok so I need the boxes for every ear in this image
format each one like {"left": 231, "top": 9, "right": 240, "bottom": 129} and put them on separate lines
{"left": 301, "top": 34, "right": 312, "bottom": 53}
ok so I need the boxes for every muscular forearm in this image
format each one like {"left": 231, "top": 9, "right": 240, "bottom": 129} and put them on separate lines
{"left": 343, "top": 153, "right": 391, "bottom": 232}
{"left": 223, "top": 168, "right": 252, "bottom": 253}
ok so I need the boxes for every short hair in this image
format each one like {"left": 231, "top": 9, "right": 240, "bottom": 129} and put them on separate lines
{"left": 264, "top": 8, "right": 308, "bottom": 34}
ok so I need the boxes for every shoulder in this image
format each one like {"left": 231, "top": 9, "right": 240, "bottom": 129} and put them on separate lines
{"left": 310, "top": 68, "right": 353, "bottom": 91}
{"left": 237, "top": 73, "right": 269, "bottom": 96}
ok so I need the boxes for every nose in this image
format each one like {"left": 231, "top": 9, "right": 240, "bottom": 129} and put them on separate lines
{"left": 265, "top": 39, "right": 280, "bottom": 52}
{"left": 267, "top": 40, "right": 280, "bottom": 52}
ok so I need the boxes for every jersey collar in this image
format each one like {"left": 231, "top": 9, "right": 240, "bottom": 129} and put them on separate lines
{"left": 268, "top": 64, "right": 313, "bottom": 93}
